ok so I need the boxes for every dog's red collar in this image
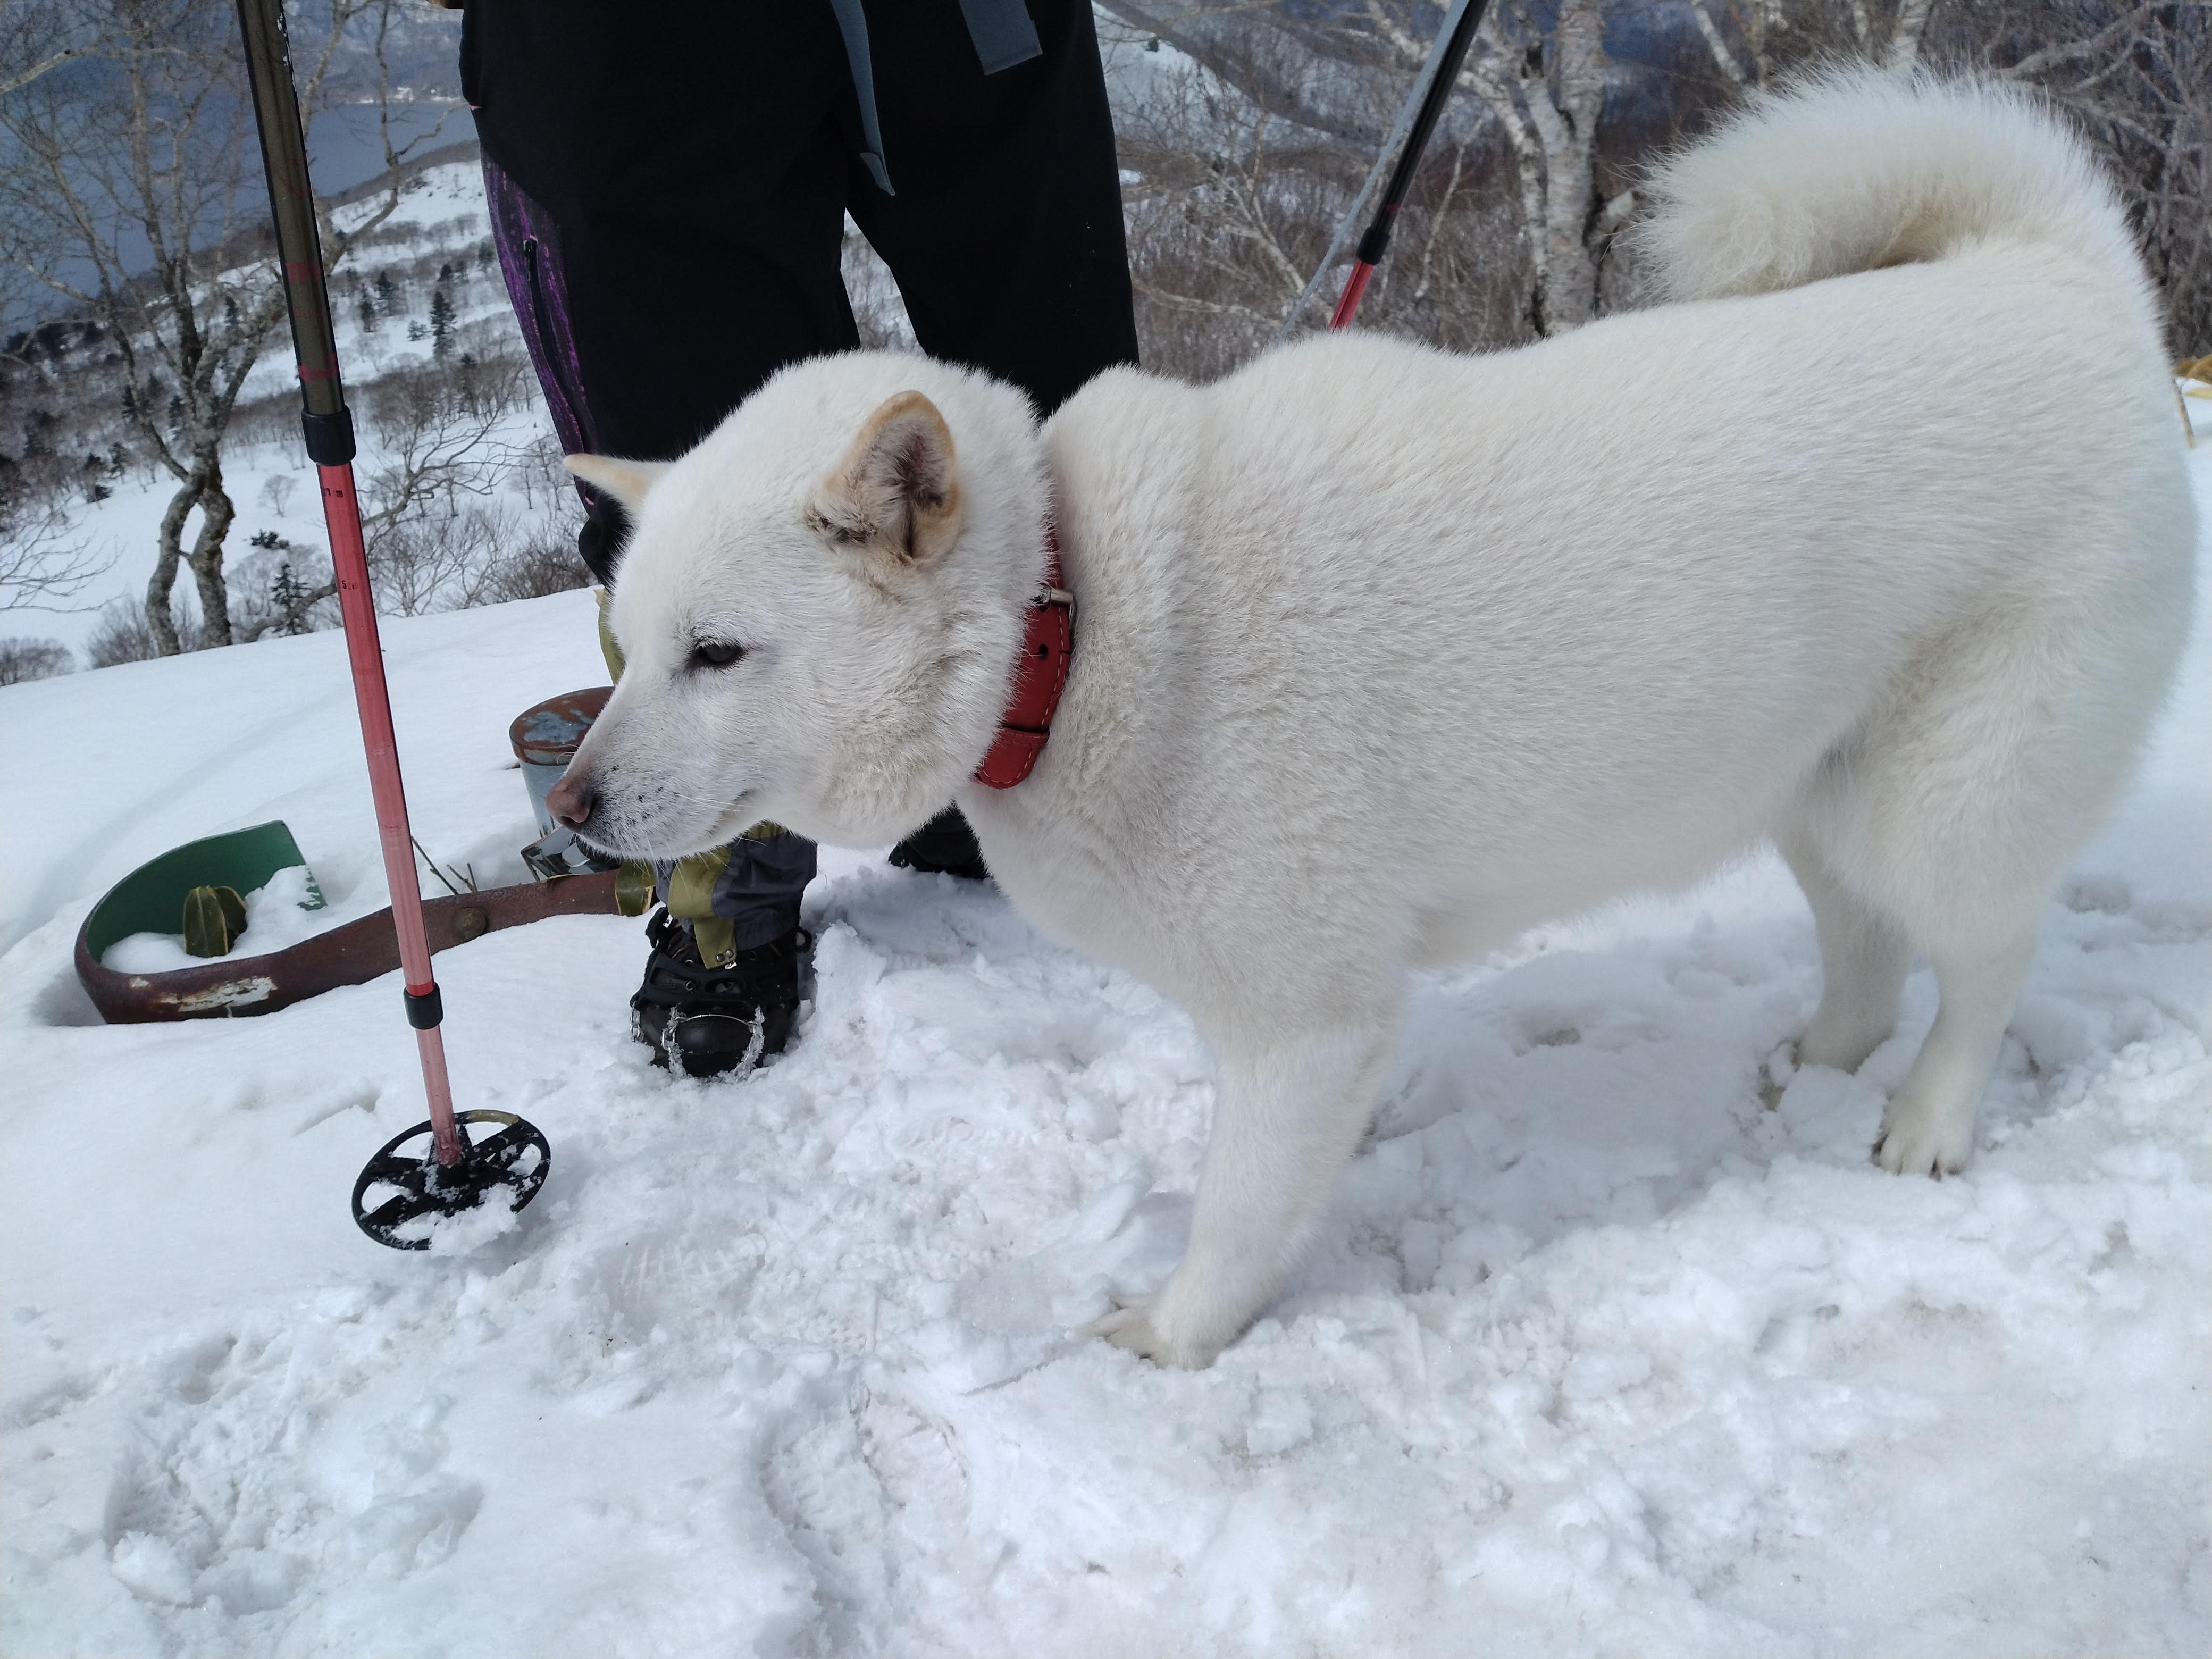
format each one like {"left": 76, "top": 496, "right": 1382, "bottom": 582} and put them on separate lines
{"left": 973, "top": 522, "right": 1074, "bottom": 790}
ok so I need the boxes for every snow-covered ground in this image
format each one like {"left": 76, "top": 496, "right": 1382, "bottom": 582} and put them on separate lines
{"left": 3, "top": 403, "right": 2208, "bottom": 1655}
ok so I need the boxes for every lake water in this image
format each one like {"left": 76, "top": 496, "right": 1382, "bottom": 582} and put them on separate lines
{"left": 3, "top": 97, "right": 478, "bottom": 341}
{"left": 312, "top": 99, "right": 478, "bottom": 199}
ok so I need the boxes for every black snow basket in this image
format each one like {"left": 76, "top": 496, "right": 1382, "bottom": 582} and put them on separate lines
{"left": 351, "top": 1110, "right": 552, "bottom": 1249}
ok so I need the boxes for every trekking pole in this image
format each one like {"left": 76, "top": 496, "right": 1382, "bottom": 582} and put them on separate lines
{"left": 237, "top": 0, "right": 549, "bottom": 1248}
{"left": 1274, "top": 0, "right": 1492, "bottom": 339}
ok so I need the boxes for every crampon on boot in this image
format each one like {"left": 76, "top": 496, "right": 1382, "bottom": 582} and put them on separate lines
{"left": 631, "top": 908, "right": 812, "bottom": 1078}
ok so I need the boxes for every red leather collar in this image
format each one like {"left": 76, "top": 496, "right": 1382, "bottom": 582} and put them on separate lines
{"left": 973, "top": 523, "right": 1074, "bottom": 789}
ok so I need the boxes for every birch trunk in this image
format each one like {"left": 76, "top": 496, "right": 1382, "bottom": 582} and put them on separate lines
{"left": 148, "top": 476, "right": 204, "bottom": 656}
{"left": 1537, "top": 0, "right": 1606, "bottom": 334}
{"left": 1886, "top": 0, "right": 1940, "bottom": 71}
{"left": 185, "top": 459, "right": 236, "bottom": 648}
{"left": 0, "top": 0, "right": 427, "bottom": 655}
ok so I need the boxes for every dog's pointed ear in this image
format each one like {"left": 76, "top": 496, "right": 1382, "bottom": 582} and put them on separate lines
{"left": 805, "top": 391, "right": 963, "bottom": 569}
{"left": 564, "top": 454, "right": 673, "bottom": 516}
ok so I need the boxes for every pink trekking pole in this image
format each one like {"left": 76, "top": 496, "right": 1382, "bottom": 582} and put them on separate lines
{"left": 1329, "top": 0, "right": 1488, "bottom": 329}
{"left": 1271, "top": 0, "right": 1491, "bottom": 337}
{"left": 237, "top": 0, "right": 550, "bottom": 1247}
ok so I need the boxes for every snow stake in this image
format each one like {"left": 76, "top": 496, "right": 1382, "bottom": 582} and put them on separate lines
{"left": 236, "top": 0, "right": 551, "bottom": 1247}
{"left": 1276, "top": 0, "right": 1493, "bottom": 338}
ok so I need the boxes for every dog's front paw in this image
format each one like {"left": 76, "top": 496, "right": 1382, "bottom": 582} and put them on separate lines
{"left": 1872, "top": 1094, "right": 1975, "bottom": 1178}
{"left": 1087, "top": 1297, "right": 1220, "bottom": 1370}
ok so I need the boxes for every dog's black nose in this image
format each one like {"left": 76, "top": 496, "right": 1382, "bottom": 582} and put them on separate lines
{"left": 546, "top": 772, "right": 596, "bottom": 829}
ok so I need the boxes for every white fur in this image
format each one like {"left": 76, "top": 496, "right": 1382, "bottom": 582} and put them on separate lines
{"left": 563, "top": 72, "right": 2195, "bottom": 1368}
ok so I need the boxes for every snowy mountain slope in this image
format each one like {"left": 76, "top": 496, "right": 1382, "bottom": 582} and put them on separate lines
{"left": 2, "top": 160, "right": 565, "bottom": 664}
{"left": 0, "top": 429, "right": 2206, "bottom": 1655}
{"left": 1, "top": 155, "right": 917, "bottom": 669}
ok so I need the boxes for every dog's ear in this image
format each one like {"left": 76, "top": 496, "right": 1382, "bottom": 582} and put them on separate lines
{"left": 564, "top": 454, "right": 673, "bottom": 516}
{"left": 805, "top": 391, "right": 963, "bottom": 569}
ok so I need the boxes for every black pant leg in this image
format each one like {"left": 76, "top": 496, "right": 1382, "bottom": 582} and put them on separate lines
{"left": 847, "top": 0, "right": 1136, "bottom": 877}
{"left": 849, "top": 0, "right": 1139, "bottom": 412}
{"left": 467, "top": 3, "right": 856, "bottom": 937}
{"left": 466, "top": 0, "right": 863, "bottom": 462}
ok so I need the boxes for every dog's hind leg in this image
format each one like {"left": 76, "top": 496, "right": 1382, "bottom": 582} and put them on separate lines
{"left": 1806, "top": 594, "right": 2168, "bottom": 1176}
{"left": 1873, "top": 928, "right": 2038, "bottom": 1175}
{"left": 1777, "top": 818, "right": 1912, "bottom": 1074}
{"left": 1093, "top": 1008, "right": 1397, "bottom": 1368}
{"left": 1800, "top": 717, "right": 2049, "bottom": 1177}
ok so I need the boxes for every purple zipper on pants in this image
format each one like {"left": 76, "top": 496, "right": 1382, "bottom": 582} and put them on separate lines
{"left": 482, "top": 153, "right": 596, "bottom": 465}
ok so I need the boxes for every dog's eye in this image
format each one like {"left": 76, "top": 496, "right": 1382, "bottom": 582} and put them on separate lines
{"left": 689, "top": 639, "right": 745, "bottom": 669}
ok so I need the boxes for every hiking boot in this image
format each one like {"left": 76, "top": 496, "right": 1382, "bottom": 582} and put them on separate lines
{"left": 888, "top": 806, "right": 991, "bottom": 881}
{"left": 630, "top": 908, "right": 813, "bottom": 1078}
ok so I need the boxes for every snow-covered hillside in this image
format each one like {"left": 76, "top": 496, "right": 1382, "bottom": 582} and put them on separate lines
{"left": 0, "top": 154, "right": 928, "bottom": 672}
{"left": 1, "top": 160, "right": 568, "bottom": 665}
{"left": 1, "top": 395, "right": 2205, "bottom": 1654}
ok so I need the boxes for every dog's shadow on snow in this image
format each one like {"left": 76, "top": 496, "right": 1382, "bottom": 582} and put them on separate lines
{"left": 1311, "top": 919, "right": 1831, "bottom": 1297}
{"left": 798, "top": 862, "right": 2154, "bottom": 1318}
{"left": 812, "top": 866, "right": 1847, "bottom": 1303}
{"left": 809, "top": 861, "right": 1036, "bottom": 967}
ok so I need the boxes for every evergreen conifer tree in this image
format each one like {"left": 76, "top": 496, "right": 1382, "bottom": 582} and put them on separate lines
{"left": 430, "top": 286, "right": 455, "bottom": 360}
{"left": 270, "top": 561, "right": 309, "bottom": 635}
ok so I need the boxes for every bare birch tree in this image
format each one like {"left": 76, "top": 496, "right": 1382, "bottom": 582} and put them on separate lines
{"left": 1980, "top": 0, "right": 2211, "bottom": 352}
{"left": 0, "top": 493, "right": 110, "bottom": 611}
{"left": 1421, "top": 0, "right": 1615, "bottom": 336}
{"left": 0, "top": 0, "right": 449, "bottom": 655}
{"left": 1105, "top": 0, "right": 1621, "bottom": 360}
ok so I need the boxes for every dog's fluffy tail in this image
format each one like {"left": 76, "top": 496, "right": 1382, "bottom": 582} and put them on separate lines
{"left": 1636, "top": 69, "right": 2150, "bottom": 313}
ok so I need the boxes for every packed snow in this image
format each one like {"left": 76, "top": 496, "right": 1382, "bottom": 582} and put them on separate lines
{"left": 100, "top": 869, "right": 339, "bottom": 979}
{"left": 2, "top": 416, "right": 2208, "bottom": 1656}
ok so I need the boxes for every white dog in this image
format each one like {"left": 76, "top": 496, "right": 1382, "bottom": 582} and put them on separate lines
{"left": 554, "top": 72, "right": 2194, "bottom": 1368}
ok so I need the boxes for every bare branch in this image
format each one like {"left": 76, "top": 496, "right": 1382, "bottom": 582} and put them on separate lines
{"left": 0, "top": 44, "right": 81, "bottom": 97}
{"left": 1685, "top": 2, "right": 1752, "bottom": 85}
{"left": 1997, "top": 3, "right": 2196, "bottom": 79}
{"left": 0, "top": 0, "right": 417, "bottom": 652}
{"left": 0, "top": 500, "right": 113, "bottom": 613}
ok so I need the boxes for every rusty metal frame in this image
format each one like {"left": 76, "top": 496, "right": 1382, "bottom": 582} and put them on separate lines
{"left": 75, "top": 873, "right": 622, "bottom": 1024}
